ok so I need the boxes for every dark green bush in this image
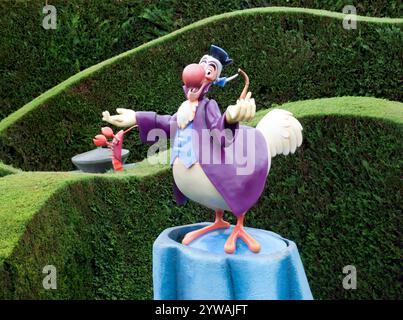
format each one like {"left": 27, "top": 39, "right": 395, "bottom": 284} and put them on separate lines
{"left": 0, "top": 8, "right": 401, "bottom": 171}
{"left": 1, "top": 114, "right": 401, "bottom": 299}
{"left": 0, "top": 1, "right": 401, "bottom": 120}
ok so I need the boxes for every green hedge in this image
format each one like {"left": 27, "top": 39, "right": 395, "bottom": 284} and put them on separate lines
{"left": 0, "top": 8, "right": 402, "bottom": 171}
{"left": 1, "top": 97, "right": 402, "bottom": 299}
{"left": 0, "top": 162, "right": 19, "bottom": 177}
{"left": 1, "top": 1, "right": 401, "bottom": 121}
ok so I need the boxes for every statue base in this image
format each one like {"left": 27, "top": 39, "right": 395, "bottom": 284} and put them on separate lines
{"left": 153, "top": 223, "right": 313, "bottom": 300}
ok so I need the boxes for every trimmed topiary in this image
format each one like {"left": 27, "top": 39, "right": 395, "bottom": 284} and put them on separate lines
{"left": 0, "top": 8, "right": 402, "bottom": 171}
{"left": 1, "top": 1, "right": 401, "bottom": 121}
{"left": 0, "top": 162, "right": 19, "bottom": 177}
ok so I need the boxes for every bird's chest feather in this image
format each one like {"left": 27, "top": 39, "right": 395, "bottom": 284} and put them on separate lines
{"left": 172, "top": 158, "right": 230, "bottom": 211}
{"left": 176, "top": 100, "right": 198, "bottom": 129}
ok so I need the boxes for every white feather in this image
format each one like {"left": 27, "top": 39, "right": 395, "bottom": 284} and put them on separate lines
{"left": 256, "top": 109, "right": 303, "bottom": 161}
{"left": 177, "top": 100, "right": 196, "bottom": 129}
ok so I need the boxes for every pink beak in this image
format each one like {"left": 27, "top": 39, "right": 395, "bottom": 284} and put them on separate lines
{"left": 182, "top": 63, "right": 208, "bottom": 101}
{"left": 182, "top": 63, "right": 205, "bottom": 88}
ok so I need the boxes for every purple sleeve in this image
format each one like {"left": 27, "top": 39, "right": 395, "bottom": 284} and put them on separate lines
{"left": 136, "top": 111, "right": 176, "bottom": 144}
{"left": 205, "top": 99, "right": 239, "bottom": 147}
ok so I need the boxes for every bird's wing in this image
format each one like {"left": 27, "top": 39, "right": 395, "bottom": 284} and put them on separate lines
{"left": 256, "top": 109, "right": 303, "bottom": 158}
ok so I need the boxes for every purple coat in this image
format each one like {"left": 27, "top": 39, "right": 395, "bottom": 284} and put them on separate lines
{"left": 135, "top": 95, "right": 269, "bottom": 216}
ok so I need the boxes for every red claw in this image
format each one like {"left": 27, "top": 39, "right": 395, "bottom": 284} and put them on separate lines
{"left": 93, "top": 126, "right": 131, "bottom": 172}
{"left": 93, "top": 134, "right": 107, "bottom": 147}
{"left": 101, "top": 127, "right": 114, "bottom": 138}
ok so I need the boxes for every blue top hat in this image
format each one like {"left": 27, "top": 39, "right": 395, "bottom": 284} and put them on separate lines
{"left": 209, "top": 45, "right": 233, "bottom": 66}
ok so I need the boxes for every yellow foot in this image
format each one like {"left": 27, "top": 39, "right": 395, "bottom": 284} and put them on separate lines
{"left": 182, "top": 220, "right": 230, "bottom": 245}
{"left": 224, "top": 225, "right": 261, "bottom": 254}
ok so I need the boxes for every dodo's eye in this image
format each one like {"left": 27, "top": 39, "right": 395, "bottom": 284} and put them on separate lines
{"left": 206, "top": 64, "right": 216, "bottom": 77}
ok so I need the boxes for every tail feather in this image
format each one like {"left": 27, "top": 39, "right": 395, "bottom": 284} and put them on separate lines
{"left": 256, "top": 109, "right": 303, "bottom": 160}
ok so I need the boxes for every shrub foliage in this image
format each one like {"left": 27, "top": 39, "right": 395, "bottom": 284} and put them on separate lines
{"left": 0, "top": 109, "right": 401, "bottom": 299}
{"left": 0, "top": 8, "right": 401, "bottom": 171}
{"left": 0, "top": 1, "right": 401, "bottom": 120}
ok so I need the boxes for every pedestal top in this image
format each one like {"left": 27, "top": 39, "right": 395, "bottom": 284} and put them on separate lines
{"left": 162, "top": 222, "right": 294, "bottom": 260}
{"left": 188, "top": 225, "right": 287, "bottom": 255}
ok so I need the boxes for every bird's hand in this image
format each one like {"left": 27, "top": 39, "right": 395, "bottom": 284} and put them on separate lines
{"left": 102, "top": 108, "right": 136, "bottom": 128}
{"left": 225, "top": 92, "right": 256, "bottom": 124}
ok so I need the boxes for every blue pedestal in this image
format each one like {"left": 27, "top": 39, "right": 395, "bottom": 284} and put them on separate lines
{"left": 153, "top": 223, "right": 313, "bottom": 300}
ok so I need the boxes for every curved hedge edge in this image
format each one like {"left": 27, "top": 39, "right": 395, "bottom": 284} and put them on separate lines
{"left": 0, "top": 7, "right": 402, "bottom": 135}
{"left": 0, "top": 96, "right": 401, "bottom": 265}
{"left": 0, "top": 162, "right": 20, "bottom": 177}
{"left": 0, "top": 172, "right": 85, "bottom": 264}
{"left": 0, "top": 167, "right": 165, "bottom": 265}
{"left": 250, "top": 96, "right": 403, "bottom": 127}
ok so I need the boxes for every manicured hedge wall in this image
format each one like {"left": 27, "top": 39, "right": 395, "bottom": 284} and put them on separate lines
{"left": 0, "top": 162, "right": 19, "bottom": 177}
{"left": 1, "top": 98, "right": 401, "bottom": 299}
{"left": 0, "top": 1, "right": 401, "bottom": 121}
{"left": 0, "top": 8, "right": 402, "bottom": 171}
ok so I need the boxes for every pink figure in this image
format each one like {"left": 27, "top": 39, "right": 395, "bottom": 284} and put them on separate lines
{"left": 93, "top": 126, "right": 136, "bottom": 172}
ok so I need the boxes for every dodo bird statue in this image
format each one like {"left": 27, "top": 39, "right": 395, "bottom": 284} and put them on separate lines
{"left": 102, "top": 45, "right": 303, "bottom": 254}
